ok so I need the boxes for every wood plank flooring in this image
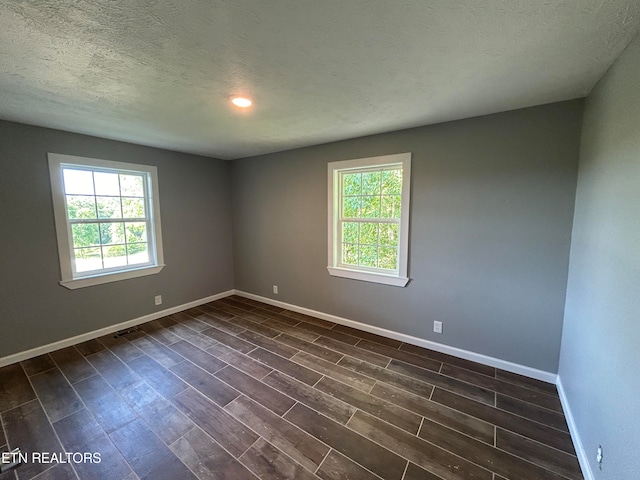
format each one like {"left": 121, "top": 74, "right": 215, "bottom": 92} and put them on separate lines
{"left": 0, "top": 296, "right": 583, "bottom": 480}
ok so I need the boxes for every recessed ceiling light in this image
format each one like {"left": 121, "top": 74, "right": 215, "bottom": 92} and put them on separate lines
{"left": 230, "top": 96, "right": 252, "bottom": 108}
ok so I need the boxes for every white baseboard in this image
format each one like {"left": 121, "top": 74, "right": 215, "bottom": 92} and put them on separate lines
{"left": 556, "top": 377, "right": 593, "bottom": 480}
{"left": 233, "top": 290, "right": 557, "bottom": 384}
{"left": 2, "top": 288, "right": 557, "bottom": 386}
{"left": 0, "top": 290, "right": 234, "bottom": 368}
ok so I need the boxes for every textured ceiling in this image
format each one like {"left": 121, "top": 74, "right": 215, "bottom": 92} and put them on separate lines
{"left": 1, "top": 1, "right": 639, "bottom": 160}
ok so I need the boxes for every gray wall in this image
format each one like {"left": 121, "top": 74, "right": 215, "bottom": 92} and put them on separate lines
{"left": 559, "top": 34, "right": 640, "bottom": 478}
{"left": 232, "top": 100, "right": 583, "bottom": 373}
{"left": 0, "top": 121, "right": 234, "bottom": 358}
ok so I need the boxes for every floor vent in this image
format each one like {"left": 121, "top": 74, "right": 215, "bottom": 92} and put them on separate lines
{"left": 0, "top": 448, "right": 22, "bottom": 474}
{"left": 113, "top": 327, "right": 140, "bottom": 338}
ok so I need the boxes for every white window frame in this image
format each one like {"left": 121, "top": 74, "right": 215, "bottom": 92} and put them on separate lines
{"left": 48, "top": 153, "right": 165, "bottom": 289}
{"left": 327, "top": 152, "right": 411, "bottom": 287}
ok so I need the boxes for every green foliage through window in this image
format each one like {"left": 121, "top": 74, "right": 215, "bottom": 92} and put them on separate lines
{"left": 338, "top": 166, "right": 402, "bottom": 271}
{"left": 63, "top": 168, "right": 151, "bottom": 273}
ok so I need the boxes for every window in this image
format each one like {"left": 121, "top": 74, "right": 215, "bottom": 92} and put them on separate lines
{"left": 327, "top": 152, "right": 411, "bottom": 287}
{"left": 48, "top": 153, "right": 164, "bottom": 289}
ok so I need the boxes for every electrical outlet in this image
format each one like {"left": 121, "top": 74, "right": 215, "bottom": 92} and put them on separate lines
{"left": 154, "top": 295, "right": 162, "bottom": 306}
{"left": 433, "top": 321, "right": 443, "bottom": 334}
{"left": 273, "top": 285, "right": 278, "bottom": 294}
{"left": 597, "top": 445, "right": 603, "bottom": 469}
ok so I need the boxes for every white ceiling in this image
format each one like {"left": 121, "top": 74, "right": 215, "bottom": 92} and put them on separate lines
{"left": 1, "top": 1, "right": 639, "bottom": 160}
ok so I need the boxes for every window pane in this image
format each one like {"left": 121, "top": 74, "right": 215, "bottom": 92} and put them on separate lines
{"left": 122, "top": 198, "right": 145, "bottom": 218}
{"left": 63, "top": 169, "right": 94, "bottom": 195}
{"left": 66, "top": 195, "right": 97, "bottom": 219}
{"left": 361, "top": 196, "right": 380, "bottom": 218}
{"left": 379, "top": 223, "right": 399, "bottom": 246}
{"left": 120, "top": 174, "right": 144, "bottom": 197}
{"left": 342, "top": 173, "right": 361, "bottom": 196}
{"left": 381, "top": 195, "right": 401, "bottom": 219}
{"left": 342, "top": 243, "right": 358, "bottom": 265}
{"left": 360, "top": 223, "right": 379, "bottom": 246}
{"left": 342, "top": 222, "right": 359, "bottom": 243}
{"left": 71, "top": 223, "right": 100, "bottom": 248}
{"left": 127, "top": 243, "right": 149, "bottom": 265}
{"left": 342, "top": 196, "right": 360, "bottom": 218}
{"left": 100, "top": 223, "right": 125, "bottom": 245}
{"left": 361, "top": 171, "right": 380, "bottom": 195}
{"left": 74, "top": 247, "right": 102, "bottom": 272}
{"left": 103, "top": 245, "right": 127, "bottom": 268}
{"left": 125, "top": 222, "right": 147, "bottom": 243}
{"left": 381, "top": 170, "right": 402, "bottom": 195}
{"left": 94, "top": 172, "right": 120, "bottom": 196}
{"left": 378, "top": 247, "right": 398, "bottom": 270}
{"left": 96, "top": 196, "right": 122, "bottom": 219}
{"left": 359, "top": 245, "right": 378, "bottom": 267}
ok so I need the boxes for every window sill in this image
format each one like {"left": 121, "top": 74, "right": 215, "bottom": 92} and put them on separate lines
{"left": 327, "top": 266, "right": 409, "bottom": 287}
{"left": 60, "top": 265, "right": 165, "bottom": 290}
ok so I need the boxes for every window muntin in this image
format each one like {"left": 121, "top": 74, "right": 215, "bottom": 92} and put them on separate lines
{"left": 49, "top": 154, "right": 164, "bottom": 289}
{"left": 328, "top": 153, "right": 411, "bottom": 287}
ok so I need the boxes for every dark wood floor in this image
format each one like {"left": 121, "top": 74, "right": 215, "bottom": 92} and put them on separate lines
{"left": 0, "top": 295, "right": 583, "bottom": 480}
